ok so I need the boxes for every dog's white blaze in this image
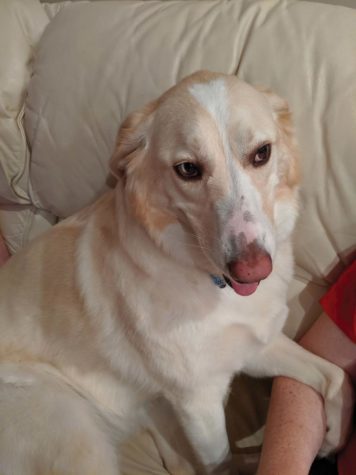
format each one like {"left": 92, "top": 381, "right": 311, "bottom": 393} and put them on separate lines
{"left": 224, "top": 169, "right": 276, "bottom": 257}
{"left": 189, "top": 82, "right": 261, "bottom": 242}
{"left": 189, "top": 79, "right": 277, "bottom": 259}
{"left": 189, "top": 79, "right": 231, "bottom": 160}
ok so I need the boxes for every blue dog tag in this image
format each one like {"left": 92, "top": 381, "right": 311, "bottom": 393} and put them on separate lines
{"left": 210, "top": 274, "right": 226, "bottom": 289}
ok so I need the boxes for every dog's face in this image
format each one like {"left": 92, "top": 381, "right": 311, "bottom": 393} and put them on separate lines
{"left": 111, "top": 71, "right": 299, "bottom": 296}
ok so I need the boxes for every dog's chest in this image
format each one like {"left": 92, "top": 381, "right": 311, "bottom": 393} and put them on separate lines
{"left": 145, "top": 282, "right": 287, "bottom": 391}
{"left": 80, "top": 265, "right": 288, "bottom": 412}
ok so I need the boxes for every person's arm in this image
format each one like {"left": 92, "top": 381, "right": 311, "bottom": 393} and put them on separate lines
{"left": 257, "top": 313, "right": 356, "bottom": 475}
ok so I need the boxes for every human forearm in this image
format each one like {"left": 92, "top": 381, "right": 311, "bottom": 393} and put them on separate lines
{"left": 256, "top": 376, "right": 326, "bottom": 475}
{"left": 257, "top": 313, "right": 355, "bottom": 475}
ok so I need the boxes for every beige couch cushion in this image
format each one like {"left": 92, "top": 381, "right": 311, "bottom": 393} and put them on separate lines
{"left": 0, "top": 0, "right": 355, "bottom": 472}
{"left": 0, "top": 0, "right": 49, "bottom": 250}
{"left": 0, "top": 0, "right": 48, "bottom": 203}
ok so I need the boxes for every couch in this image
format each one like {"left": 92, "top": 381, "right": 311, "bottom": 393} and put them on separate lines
{"left": 0, "top": 0, "right": 355, "bottom": 473}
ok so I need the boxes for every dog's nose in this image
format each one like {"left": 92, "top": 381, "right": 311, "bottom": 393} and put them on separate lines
{"left": 228, "top": 243, "right": 272, "bottom": 283}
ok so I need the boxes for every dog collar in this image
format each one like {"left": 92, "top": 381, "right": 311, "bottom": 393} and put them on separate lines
{"left": 210, "top": 274, "right": 226, "bottom": 289}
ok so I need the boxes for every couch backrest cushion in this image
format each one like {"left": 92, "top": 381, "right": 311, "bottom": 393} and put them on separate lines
{"left": 0, "top": 0, "right": 48, "bottom": 206}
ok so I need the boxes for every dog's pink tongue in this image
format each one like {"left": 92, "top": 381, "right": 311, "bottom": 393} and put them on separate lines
{"left": 231, "top": 280, "right": 259, "bottom": 296}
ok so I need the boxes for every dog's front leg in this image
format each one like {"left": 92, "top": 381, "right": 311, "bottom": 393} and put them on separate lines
{"left": 168, "top": 386, "right": 231, "bottom": 475}
{"left": 244, "top": 332, "right": 353, "bottom": 455}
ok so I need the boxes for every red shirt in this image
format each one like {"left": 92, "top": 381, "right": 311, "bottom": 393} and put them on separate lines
{"left": 320, "top": 259, "right": 356, "bottom": 475}
{"left": 320, "top": 260, "right": 356, "bottom": 344}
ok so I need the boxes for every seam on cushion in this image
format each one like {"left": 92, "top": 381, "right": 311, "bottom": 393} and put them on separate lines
{"left": 1, "top": 205, "right": 56, "bottom": 253}
{"left": 25, "top": 106, "right": 53, "bottom": 212}
{"left": 8, "top": 105, "right": 32, "bottom": 204}
{"left": 41, "top": 2, "right": 78, "bottom": 21}
{"left": 2, "top": 1, "right": 50, "bottom": 205}
{"left": 293, "top": 273, "right": 329, "bottom": 288}
{"left": 21, "top": 206, "right": 35, "bottom": 248}
{"left": 0, "top": 207, "right": 31, "bottom": 254}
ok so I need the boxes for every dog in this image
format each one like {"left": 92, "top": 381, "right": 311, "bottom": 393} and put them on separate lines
{"left": 0, "top": 71, "right": 349, "bottom": 474}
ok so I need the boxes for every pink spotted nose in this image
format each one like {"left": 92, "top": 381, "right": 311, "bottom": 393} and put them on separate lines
{"left": 227, "top": 243, "right": 272, "bottom": 284}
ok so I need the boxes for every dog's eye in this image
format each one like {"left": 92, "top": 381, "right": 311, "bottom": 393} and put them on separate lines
{"left": 252, "top": 144, "right": 272, "bottom": 167}
{"left": 174, "top": 162, "right": 202, "bottom": 180}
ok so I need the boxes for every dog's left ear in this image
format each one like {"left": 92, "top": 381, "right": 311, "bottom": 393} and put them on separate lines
{"left": 259, "top": 87, "right": 300, "bottom": 189}
{"left": 109, "top": 100, "right": 158, "bottom": 179}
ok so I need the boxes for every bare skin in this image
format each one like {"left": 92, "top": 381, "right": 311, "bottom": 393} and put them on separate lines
{"left": 257, "top": 313, "right": 356, "bottom": 475}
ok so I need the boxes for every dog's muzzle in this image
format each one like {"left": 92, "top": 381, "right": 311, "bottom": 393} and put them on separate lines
{"left": 226, "top": 241, "right": 272, "bottom": 296}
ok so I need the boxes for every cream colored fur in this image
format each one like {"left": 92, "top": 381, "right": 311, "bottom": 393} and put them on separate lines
{"left": 0, "top": 72, "right": 348, "bottom": 474}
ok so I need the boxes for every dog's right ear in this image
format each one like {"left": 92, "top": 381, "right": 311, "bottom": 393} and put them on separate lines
{"left": 258, "top": 87, "right": 300, "bottom": 190}
{"left": 109, "top": 100, "right": 158, "bottom": 179}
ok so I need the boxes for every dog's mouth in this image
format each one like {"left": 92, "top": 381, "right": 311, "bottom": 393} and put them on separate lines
{"left": 223, "top": 275, "right": 260, "bottom": 296}
{"left": 221, "top": 248, "right": 272, "bottom": 296}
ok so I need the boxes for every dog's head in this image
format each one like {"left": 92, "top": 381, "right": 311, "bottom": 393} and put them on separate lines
{"left": 110, "top": 71, "right": 299, "bottom": 296}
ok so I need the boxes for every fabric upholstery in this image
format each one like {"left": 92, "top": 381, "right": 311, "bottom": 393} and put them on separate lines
{"left": 0, "top": 0, "right": 50, "bottom": 249}
{"left": 0, "top": 0, "right": 355, "bottom": 473}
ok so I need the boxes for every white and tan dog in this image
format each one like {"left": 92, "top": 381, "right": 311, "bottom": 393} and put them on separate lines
{"left": 0, "top": 71, "right": 349, "bottom": 474}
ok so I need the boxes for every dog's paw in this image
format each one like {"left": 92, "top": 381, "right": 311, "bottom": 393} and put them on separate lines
{"left": 320, "top": 369, "right": 354, "bottom": 456}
